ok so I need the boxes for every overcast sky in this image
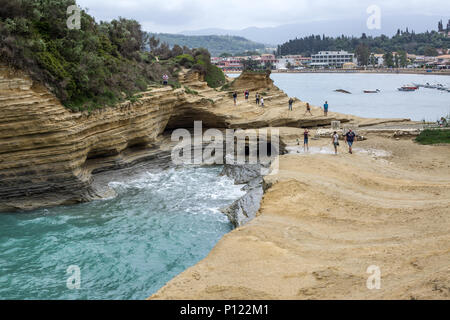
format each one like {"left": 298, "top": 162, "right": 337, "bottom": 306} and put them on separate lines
{"left": 77, "top": 0, "right": 450, "bottom": 33}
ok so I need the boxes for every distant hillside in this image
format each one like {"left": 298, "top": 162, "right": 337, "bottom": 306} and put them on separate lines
{"left": 150, "top": 33, "right": 266, "bottom": 56}
{"left": 277, "top": 27, "right": 450, "bottom": 57}
{"left": 181, "top": 14, "right": 449, "bottom": 45}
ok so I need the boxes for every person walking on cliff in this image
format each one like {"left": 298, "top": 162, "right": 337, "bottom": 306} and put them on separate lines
{"left": 244, "top": 90, "right": 249, "bottom": 101}
{"left": 304, "top": 103, "right": 313, "bottom": 116}
{"left": 233, "top": 91, "right": 238, "bottom": 106}
{"left": 332, "top": 131, "right": 340, "bottom": 155}
{"left": 303, "top": 129, "right": 310, "bottom": 152}
{"left": 255, "top": 93, "right": 260, "bottom": 105}
{"left": 345, "top": 129, "right": 356, "bottom": 154}
{"left": 324, "top": 101, "right": 329, "bottom": 117}
{"left": 260, "top": 97, "right": 265, "bottom": 107}
{"left": 288, "top": 98, "right": 294, "bottom": 111}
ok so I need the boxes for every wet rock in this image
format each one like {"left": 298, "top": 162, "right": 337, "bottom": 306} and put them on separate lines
{"left": 221, "top": 186, "right": 264, "bottom": 228}
{"left": 221, "top": 163, "right": 264, "bottom": 185}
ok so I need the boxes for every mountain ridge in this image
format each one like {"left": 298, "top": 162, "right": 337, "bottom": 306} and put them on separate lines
{"left": 180, "top": 14, "right": 448, "bottom": 45}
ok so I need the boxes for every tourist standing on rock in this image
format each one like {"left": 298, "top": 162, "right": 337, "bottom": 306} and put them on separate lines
{"left": 233, "top": 91, "right": 238, "bottom": 106}
{"left": 324, "top": 101, "right": 329, "bottom": 116}
{"left": 304, "top": 103, "right": 313, "bottom": 116}
{"left": 345, "top": 129, "right": 356, "bottom": 154}
{"left": 162, "top": 74, "right": 169, "bottom": 85}
{"left": 288, "top": 98, "right": 294, "bottom": 111}
{"left": 303, "top": 129, "right": 310, "bottom": 152}
{"left": 260, "top": 97, "right": 264, "bottom": 107}
{"left": 244, "top": 90, "right": 249, "bottom": 101}
{"left": 332, "top": 131, "right": 340, "bottom": 155}
{"left": 255, "top": 93, "right": 260, "bottom": 105}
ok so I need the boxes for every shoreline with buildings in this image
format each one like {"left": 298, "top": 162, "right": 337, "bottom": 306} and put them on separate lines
{"left": 226, "top": 68, "right": 450, "bottom": 75}
{"left": 212, "top": 51, "right": 450, "bottom": 74}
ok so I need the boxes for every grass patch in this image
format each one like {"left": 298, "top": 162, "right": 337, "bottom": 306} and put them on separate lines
{"left": 221, "top": 79, "right": 235, "bottom": 91}
{"left": 415, "top": 129, "right": 450, "bottom": 145}
{"left": 184, "top": 86, "right": 199, "bottom": 95}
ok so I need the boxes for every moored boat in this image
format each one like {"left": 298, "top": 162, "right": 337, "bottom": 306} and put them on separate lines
{"left": 364, "top": 89, "right": 380, "bottom": 93}
{"left": 398, "top": 85, "right": 418, "bottom": 92}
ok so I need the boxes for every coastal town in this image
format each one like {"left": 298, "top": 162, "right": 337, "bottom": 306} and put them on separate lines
{"left": 211, "top": 50, "right": 450, "bottom": 72}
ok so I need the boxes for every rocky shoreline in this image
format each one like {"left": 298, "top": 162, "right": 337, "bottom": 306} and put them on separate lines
{"left": 0, "top": 65, "right": 372, "bottom": 212}
{"left": 3, "top": 62, "right": 447, "bottom": 301}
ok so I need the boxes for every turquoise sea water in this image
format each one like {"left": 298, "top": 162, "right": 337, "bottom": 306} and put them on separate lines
{"left": 230, "top": 73, "right": 450, "bottom": 121}
{"left": 0, "top": 166, "right": 244, "bottom": 300}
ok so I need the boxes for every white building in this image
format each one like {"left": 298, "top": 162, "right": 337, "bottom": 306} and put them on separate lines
{"left": 275, "top": 57, "right": 296, "bottom": 69}
{"left": 310, "top": 51, "right": 356, "bottom": 68}
{"left": 372, "top": 54, "right": 384, "bottom": 67}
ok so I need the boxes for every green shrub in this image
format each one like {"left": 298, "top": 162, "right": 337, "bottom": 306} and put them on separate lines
{"left": 184, "top": 86, "right": 198, "bottom": 95}
{"left": 0, "top": 0, "right": 220, "bottom": 111}
{"left": 205, "top": 63, "right": 226, "bottom": 88}
{"left": 415, "top": 129, "right": 450, "bottom": 145}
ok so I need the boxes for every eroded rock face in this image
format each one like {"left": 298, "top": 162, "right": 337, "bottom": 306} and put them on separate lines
{"left": 0, "top": 66, "right": 367, "bottom": 212}
{"left": 231, "top": 70, "right": 274, "bottom": 92}
{"left": 0, "top": 67, "right": 183, "bottom": 211}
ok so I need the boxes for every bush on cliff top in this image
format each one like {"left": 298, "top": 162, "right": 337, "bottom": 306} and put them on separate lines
{"left": 0, "top": 0, "right": 225, "bottom": 111}
{"left": 415, "top": 129, "right": 450, "bottom": 145}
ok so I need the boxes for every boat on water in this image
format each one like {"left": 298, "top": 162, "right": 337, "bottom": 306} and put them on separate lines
{"left": 413, "top": 83, "right": 449, "bottom": 90}
{"left": 436, "top": 84, "right": 448, "bottom": 91}
{"left": 364, "top": 89, "right": 380, "bottom": 93}
{"left": 398, "top": 85, "right": 418, "bottom": 92}
{"left": 335, "top": 89, "right": 351, "bottom": 94}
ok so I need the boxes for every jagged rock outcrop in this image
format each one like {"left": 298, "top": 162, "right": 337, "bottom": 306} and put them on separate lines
{"left": 0, "top": 66, "right": 383, "bottom": 212}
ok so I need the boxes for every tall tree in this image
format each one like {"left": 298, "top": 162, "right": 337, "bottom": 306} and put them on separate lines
{"left": 424, "top": 46, "right": 438, "bottom": 56}
{"left": 398, "top": 50, "right": 408, "bottom": 67}
{"left": 355, "top": 43, "right": 370, "bottom": 66}
{"left": 383, "top": 52, "right": 394, "bottom": 68}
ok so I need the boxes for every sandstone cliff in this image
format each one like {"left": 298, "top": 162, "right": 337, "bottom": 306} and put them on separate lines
{"left": 0, "top": 66, "right": 404, "bottom": 212}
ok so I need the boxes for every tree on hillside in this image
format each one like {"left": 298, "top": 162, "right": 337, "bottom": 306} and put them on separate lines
{"left": 383, "top": 52, "right": 394, "bottom": 68}
{"left": 424, "top": 46, "right": 438, "bottom": 56}
{"left": 171, "top": 44, "right": 183, "bottom": 57}
{"left": 369, "top": 53, "right": 377, "bottom": 67}
{"left": 148, "top": 35, "right": 160, "bottom": 53}
{"left": 394, "top": 53, "right": 400, "bottom": 68}
{"left": 276, "top": 24, "right": 450, "bottom": 57}
{"left": 242, "top": 59, "right": 261, "bottom": 71}
{"left": 438, "top": 20, "right": 444, "bottom": 32}
{"left": 398, "top": 50, "right": 408, "bottom": 67}
{"left": 355, "top": 43, "right": 370, "bottom": 66}
{"left": 264, "top": 61, "right": 274, "bottom": 70}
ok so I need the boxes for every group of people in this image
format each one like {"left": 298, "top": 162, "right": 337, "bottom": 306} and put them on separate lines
{"left": 301, "top": 128, "right": 356, "bottom": 155}
{"left": 232, "top": 91, "right": 331, "bottom": 118}
{"left": 233, "top": 90, "right": 265, "bottom": 107}
{"left": 231, "top": 91, "right": 358, "bottom": 155}
{"left": 288, "top": 98, "right": 329, "bottom": 117}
